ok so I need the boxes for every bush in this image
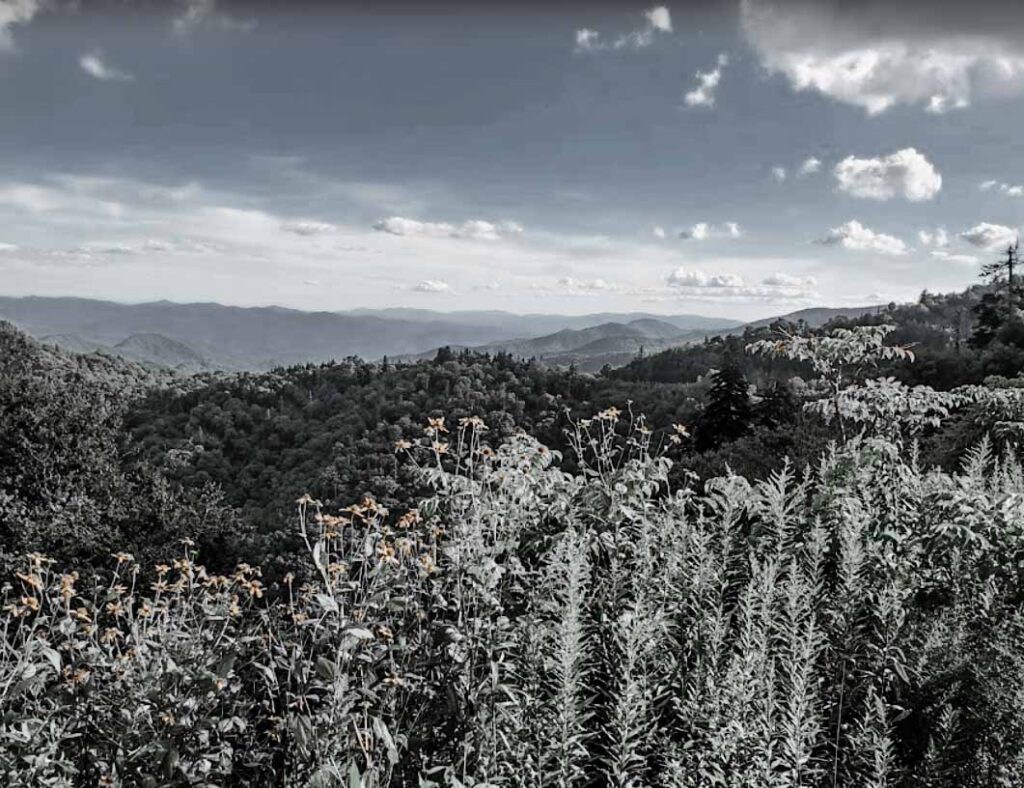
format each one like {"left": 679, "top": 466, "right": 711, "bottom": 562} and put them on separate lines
{"left": 4, "top": 417, "right": 1024, "bottom": 786}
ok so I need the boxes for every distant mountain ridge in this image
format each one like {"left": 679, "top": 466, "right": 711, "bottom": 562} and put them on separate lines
{"left": 0, "top": 296, "right": 739, "bottom": 371}
{"left": 0, "top": 295, "right": 885, "bottom": 372}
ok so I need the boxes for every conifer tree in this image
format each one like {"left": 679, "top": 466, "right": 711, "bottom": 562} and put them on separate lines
{"left": 695, "top": 362, "right": 752, "bottom": 451}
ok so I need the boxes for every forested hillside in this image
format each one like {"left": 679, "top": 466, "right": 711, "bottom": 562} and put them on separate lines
{"left": 4, "top": 269, "right": 1024, "bottom": 785}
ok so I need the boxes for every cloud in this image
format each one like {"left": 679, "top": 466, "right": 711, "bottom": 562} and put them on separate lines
{"left": 818, "top": 220, "right": 908, "bottom": 256}
{"left": 798, "top": 156, "right": 822, "bottom": 176}
{"left": 281, "top": 219, "right": 337, "bottom": 236}
{"left": 763, "top": 272, "right": 817, "bottom": 287}
{"left": 79, "top": 51, "right": 133, "bottom": 82}
{"left": 834, "top": 148, "right": 941, "bottom": 201}
{"left": 557, "top": 276, "right": 615, "bottom": 292}
{"left": 0, "top": 242, "right": 19, "bottom": 252}
{"left": 652, "top": 225, "right": 666, "bottom": 239}
{"left": 740, "top": 0, "right": 1024, "bottom": 114}
{"left": 931, "top": 250, "right": 980, "bottom": 265}
{"left": 574, "top": 28, "right": 601, "bottom": 52}
{"left": 373, "top": 216, "right": 522, "bottom": 241}
{"left": 959, "top": 222, "right": 1019, "bottom": 250}
{"left": 412, "top": 280, "right": 451, "bottom": 293}
{"left": 679, "top": 221, "right": 742, "bottom": 240}
{"left": 772, "top": 166, "right": 787, "bottom": 182}
{"left": 0, "top": 0, "right": 39, "bottom": 51}
{"left": 173, "top": 0, "right": 256, "bottom": 34}
{"left": 574, "top": 5, "right": 673, "bottom": 52}
{"left": 980, "top": 179, "right": 1024, "bottom": 197}
{"left": 917, "top": 227, "right": 949, "bottom": 247}
{"left": 667, "top": 268, "right": 745, "bottom": 288}
{"left": 684, "top": 53, "right": 728, "bottom": 108}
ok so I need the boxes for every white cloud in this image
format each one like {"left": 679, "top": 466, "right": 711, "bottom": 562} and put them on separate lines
{"left": 678, "top": 221, "right": 741, "bottom": 241}
{"left": 281, "top": 220, "right": 337, "bottom": 236}
{"left": 931, "top": 250, "right": 980, "bottom": 265}
{"left": 917, "top": 227, "right": 949, "bottom": 247}
{"left": 0, "top": 0, "right": 39, "bottom": 51}
{"left": 680, "top": 222, "right": 710, "bottom": 241}
{"left": 684, "top": 53, "right": 728, "bottom": 108}
{"left": 772, "top": 166, "right": 787, "bottom": 182}
{"left": 557, "top": 276, "right": 615, "bottom": 292}
{"left": 667, "top": 268, "right": 745, "bottom": 288}
{"left": 172, "top": 0, "right": 256, "bottom": 34}
{"left": 980, "top": 179, "right": 1024, "bottom": 197}
{"left": 763, "top": 272, "right": 817, "bottom": 287}
{"left": 574, "top": 6, "right": 673, "bottom": 53}
{"left": 652, "top": 225, "right": 666, "bottom": 239}
{"left": 574, "top": 28, "right": 601, "bottom": 52}
{"left": 0, "top": 242, "right": 19, "bottom": 252}
{"left": 818, "top": 220, "right": 908, "bottom": 256}
{"left": 79, "top": 51, "right": 134, "bottom": 82}
{"left": 740, "top": 0, "right": 1024, "bottom": 114}
{"left": 413, "top": 280, "right": 451, "bottom": 293}
{"left": 834, "top": 148, "right": 941, "bottom": 202}
{"left": 372, "top": 216, "right": 522, "bottom": 241}
{"left": 645, "top": 6, "right": 672, "bottom": 33}
{"left": 959, "top": 222, "right": 1019, "bottom": 250}
{"left": 798, "top": 156, "right": 822, "bottom": 176}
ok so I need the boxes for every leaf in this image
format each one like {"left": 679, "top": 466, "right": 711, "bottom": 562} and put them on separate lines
{"left": 315, "top": 593, "right": 339, "bottom": 614}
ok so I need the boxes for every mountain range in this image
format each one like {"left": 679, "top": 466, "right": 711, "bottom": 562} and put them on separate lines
{"left": 0, "top": 295, "right": 882, "bottom": 372}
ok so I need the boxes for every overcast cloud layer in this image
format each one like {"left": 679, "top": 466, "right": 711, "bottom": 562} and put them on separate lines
{"left": 0, "top": 0, "right": 1022, "bottom": 318}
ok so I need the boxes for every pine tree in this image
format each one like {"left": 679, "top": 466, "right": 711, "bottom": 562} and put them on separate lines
{"left": 695, "top": 362, "right": 752, "bottom": 451}
{"left": 972, "top": 240, "right": 1022, "bottom": 348}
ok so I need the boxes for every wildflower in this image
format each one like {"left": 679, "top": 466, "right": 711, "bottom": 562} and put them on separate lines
{"left": 376, "top": 625, "right": 394, "bottom": 641}
{"left": 382, "top": 672, "right": 405, "bottom": 687}
{"left": 105, "top": 601, "right": 123, "bottom": 617}
{"left": 20, "top": 596, "right": 39, "bottom": 612}
{"left": 155, "top": 564, "right": 170, "bottom": 575}
{"left": 597, "top": 406, "right": 621, "bottom": 421}
{"left": 376, "top": 541, "right": 397, "bottom": 563}
{"left": 458, "top": 415, "right": 487, "bottom": 431}
{"left": 160, "top": 711, "right": 175, "bottom": 726}
{"left": 394, "top": 438, "right": 412, "bottom": 451}
{"left": 101, "top": 627, "right": 121, "bottom": 643}
{"left": 426, "top": 416, "right": 448, "bottom": 433}
{"left": 16, "top": 571, "right": 42, "bottom": 591}
{"left": 112, "top": 551, "right": 134, "bottom": 564}
{"left": 396, "top": 509, "right": 422, "bottom": 528}
{"left": 151, "top": 580, "right": 169, "bottom": 594}
{"left": 58, "top": 573, "right": 77, "bottom": 602}
{"left": 283, "top": 572, "right": 295, "bottom": 586}
{"left": 419, "top": 554, "right": 437, "bottom": 576}
{"left": 73, "top": 607, "right": 91, "bottom": 623}
{"left": 138, "top": 602, "right": 153, "bottom": 617}
{"left": 180, "top": 538, "right": 195, "bottom": 548}
{"left": 432, "top": 441, "right": 449, "bottom": 455}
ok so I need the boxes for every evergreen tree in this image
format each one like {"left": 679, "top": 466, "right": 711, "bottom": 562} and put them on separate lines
{"left": 695, "top": 362, "right": 752, "bottom": 451}
{"left": 972, "top": 241, "right": 1023, "bottom": 348}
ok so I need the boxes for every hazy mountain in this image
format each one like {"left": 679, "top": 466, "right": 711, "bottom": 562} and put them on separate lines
{"left": 742, "top": 305, "right": 886, "bottom": 330}
{"left": 344, "top": 308, "right": 741, "bottom": 337}
{"left": 0, "top": 296, "right": 736, "bottom": 371}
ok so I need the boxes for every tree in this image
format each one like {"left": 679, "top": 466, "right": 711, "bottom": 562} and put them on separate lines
{"left": 695, "top": 362, "right": 752, "bottom": 451}
{"left": 972, "top": 241, "right": 1023, "bottom": 348}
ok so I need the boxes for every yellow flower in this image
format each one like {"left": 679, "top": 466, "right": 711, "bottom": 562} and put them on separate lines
{"left": 426, "top": 416, "right": 448, "bottom": 433}
{"left": 16, "top": 572, "right": 42, "bottom": 591}
{"left": 432, "top": 441, "right": 449, "bottom": 455}
{"left": 112, "top": 551, "right": 135, "bottom": 564}
{"left": 394, "top": 439, "right": 412, "bottom": 451}
{"left": 597, "top": 406, "right": 621, "bottom": 421}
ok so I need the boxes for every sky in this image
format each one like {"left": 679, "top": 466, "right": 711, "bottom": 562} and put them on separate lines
{"left": 1, "top": 0, "right": 1023, "bottom": 318}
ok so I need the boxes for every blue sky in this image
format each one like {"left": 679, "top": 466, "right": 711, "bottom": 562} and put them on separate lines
{"left": 1, "top": 0, "right": 1023, "bottom": 318}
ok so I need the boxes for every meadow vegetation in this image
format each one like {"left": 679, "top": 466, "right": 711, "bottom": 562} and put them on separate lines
{"left": 4, "top": 268, "right": 1024, "bottom": 785}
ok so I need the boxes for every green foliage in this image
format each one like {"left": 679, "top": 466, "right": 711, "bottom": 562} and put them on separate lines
{"left": 4, "top": 418, "right": 1024, "bottom": 785}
